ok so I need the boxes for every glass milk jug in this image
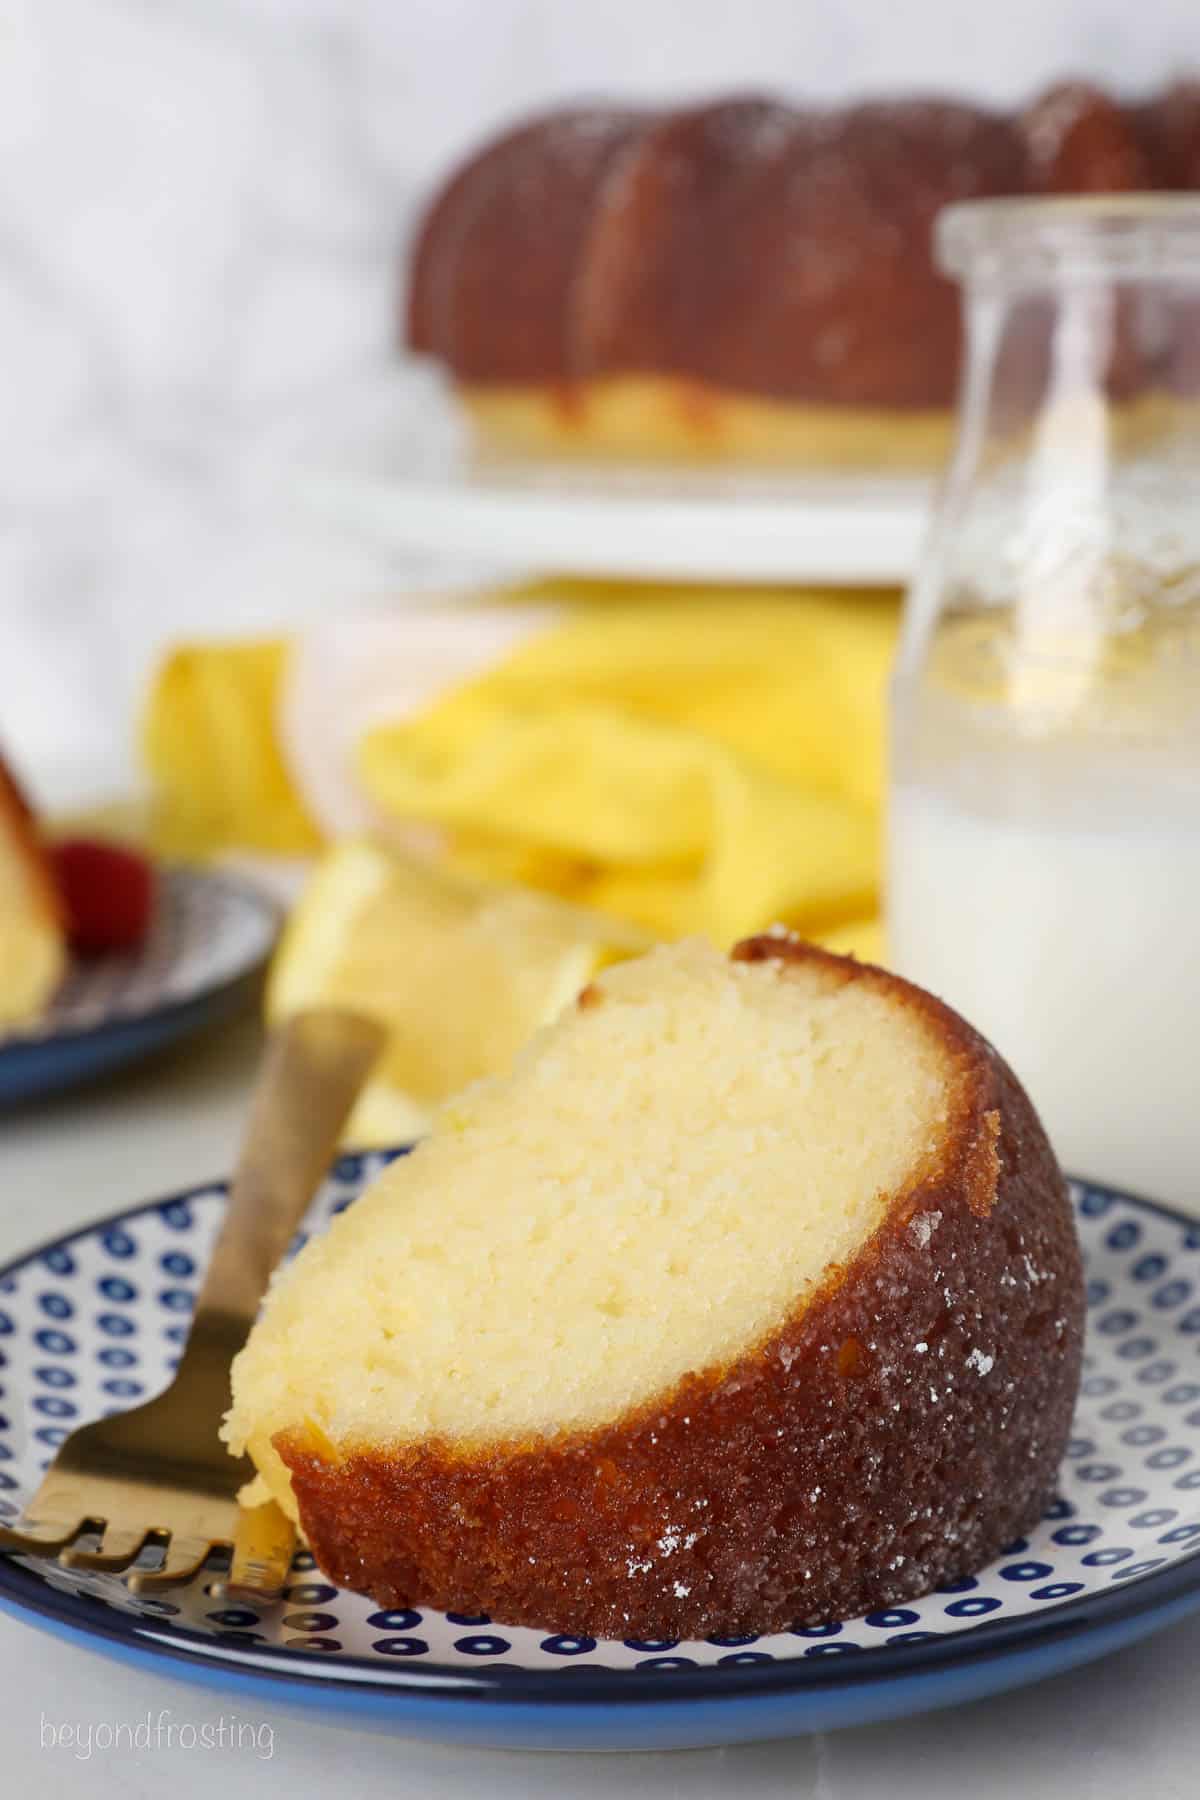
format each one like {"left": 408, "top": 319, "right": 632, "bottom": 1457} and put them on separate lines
{"left": 888, "top": 198, "right": 1200, "bottom": 1209}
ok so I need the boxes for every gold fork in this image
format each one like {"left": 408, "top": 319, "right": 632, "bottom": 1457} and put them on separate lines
{"left": 0, "top": 1008, "right": 383, "bottom": 1598}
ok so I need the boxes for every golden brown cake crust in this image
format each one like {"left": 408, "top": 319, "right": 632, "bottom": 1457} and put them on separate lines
{"left": 405, "top": 108, "right": 644, "bottom": 385}
{"left": 1021, "top": 82, "right": 1151, "bottom": 193}
{"left": 405, "top": 81, "right": 1200, "bottom": 459}
{"left": 1134, "top": 81, "right": 1200, "bottom": 189}
{"left": 276, "top": 938, "right": 1084, "bottom": 1640}
{"left": 406, "top": 95, "right": 1023, "bottom": 414}
{"left": 0, "top": 751, "right": 63, "bottom": 931}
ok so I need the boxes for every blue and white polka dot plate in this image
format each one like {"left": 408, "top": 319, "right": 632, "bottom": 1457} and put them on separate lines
{"left": 1, "top": 1163, "right": 1199, "bottom": 1750}
{"left": 0, "top": 868, "right": 278, "bottom": 1105}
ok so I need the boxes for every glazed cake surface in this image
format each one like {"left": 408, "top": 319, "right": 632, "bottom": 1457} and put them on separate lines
{"left": 0, "top": 753, "right": 64, "bottom": 1027}
{"left": 226, "top": 936, "right": 1084, "bottom": 1639}
{"left": 406, "top": 80, "right": 1200, "bottom": 462}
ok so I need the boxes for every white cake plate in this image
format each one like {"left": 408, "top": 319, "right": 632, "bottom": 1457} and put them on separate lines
{"left": 297, "top": 367, "right": 934, "bottom": 587}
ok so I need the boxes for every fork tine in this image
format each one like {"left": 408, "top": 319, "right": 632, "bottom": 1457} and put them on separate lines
{"left": 60, "top": 1525, "right": 150, "bottom": 1574}
{"left": 216, "top": 1500, "right": 296, "bottom": 1602}
{"left": 0, "top": 1517, "right": 86, "bottom": 1555}
{"left": 0, "top": 1014, "right": 381, "bottom": 1607}
{"left": 126, "top": 1534, "right": 215, "bottom": 1592}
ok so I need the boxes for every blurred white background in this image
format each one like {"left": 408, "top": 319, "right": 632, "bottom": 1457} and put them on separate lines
{"left": 2, "top": 0, "right": 1197, "bottom": 799}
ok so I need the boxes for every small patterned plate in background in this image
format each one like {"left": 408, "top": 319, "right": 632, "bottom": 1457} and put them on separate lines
{"left": 0, "top": 868, "right": 279, "bottom": 1105}
{"left": 1, "top": 1167, "right": 1199, "bottom": 1750}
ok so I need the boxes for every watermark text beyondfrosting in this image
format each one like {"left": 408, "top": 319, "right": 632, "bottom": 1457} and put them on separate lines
{"left": 40, "top": 1709, "right": 275, "bottom": 1760}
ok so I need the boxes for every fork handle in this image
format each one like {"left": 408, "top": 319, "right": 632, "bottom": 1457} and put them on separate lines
{"left": 187, "top": 1009, "right": 385, "bottom": 1341}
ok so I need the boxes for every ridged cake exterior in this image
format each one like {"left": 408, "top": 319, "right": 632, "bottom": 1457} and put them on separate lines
{"left": 265, "top": 938, "right": 1083, "bottom": 1639}
{"left": 405, "top": 82, "right": 1200, "bottom": 461}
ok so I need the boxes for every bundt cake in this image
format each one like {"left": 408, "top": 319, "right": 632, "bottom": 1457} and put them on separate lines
{"left": 225, "top": 934, "right": 1084, "bottom": 1639}
{"left": 406, "top": 80, "right": 1200, "bottom": 466}
{"left": 0, "top": 752, "right": 65, "bottom": 1029}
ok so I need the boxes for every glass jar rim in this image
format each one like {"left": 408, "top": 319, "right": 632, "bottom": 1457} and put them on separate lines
{"left": 938, "top": 193, "right": 1200, "bottom": 285}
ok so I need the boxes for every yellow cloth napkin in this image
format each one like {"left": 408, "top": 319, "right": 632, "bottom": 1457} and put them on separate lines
{"left": 140, "top": 580, "right": 899, "bottom": 952}
{"left": 142, "top": 639, "right": 323, "bottom": 857}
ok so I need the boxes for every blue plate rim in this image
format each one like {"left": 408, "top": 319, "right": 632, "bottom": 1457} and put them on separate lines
{"left": 0, "top": 865, "right": 281, "bottom": 1060}
{"left": 1, "top": 1170, "right": 1199, "bottom": 1710}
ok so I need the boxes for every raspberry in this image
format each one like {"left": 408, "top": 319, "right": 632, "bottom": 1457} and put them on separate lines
{"left": 50, "top": 838, "right": 156, "bottom": 955}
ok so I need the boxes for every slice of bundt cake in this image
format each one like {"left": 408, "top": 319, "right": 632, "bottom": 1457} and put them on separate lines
{"left": 0, "top": 752, "right": 65, "bottom": 1028}
{"left": 225, "top": 935, "right": 1083, "bottom": 1639}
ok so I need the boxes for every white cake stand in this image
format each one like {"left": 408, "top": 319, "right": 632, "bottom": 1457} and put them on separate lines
{"left": 297, "top": 366, "right": 933, "bottom": 587}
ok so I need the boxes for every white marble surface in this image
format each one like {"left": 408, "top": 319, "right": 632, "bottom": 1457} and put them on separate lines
{"left": 1, "top": 1017, "right": 1199, "bottom": 1795}
{"left": 3, "top": 0, "right": 1200, "bottom": 805}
